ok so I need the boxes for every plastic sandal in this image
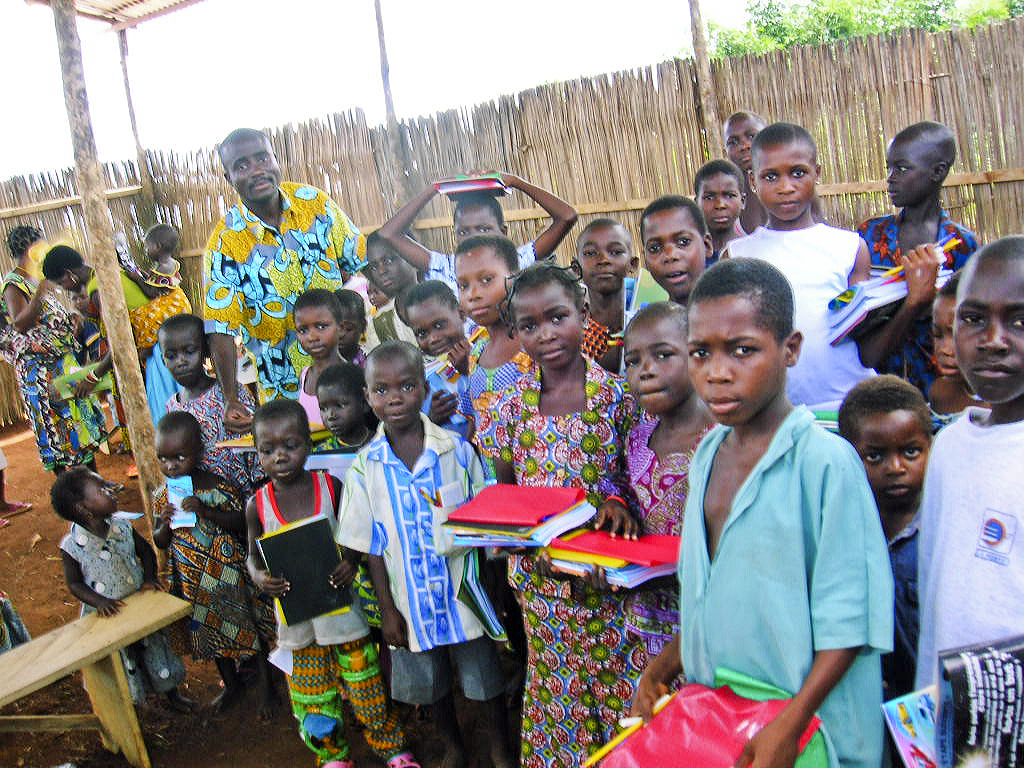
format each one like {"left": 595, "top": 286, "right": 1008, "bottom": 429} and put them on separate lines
{"left": 322, "top": 761, "right": 355, "bottom": 768}
{"left": 387, "top": 752, "right": 421, "bottom": 768}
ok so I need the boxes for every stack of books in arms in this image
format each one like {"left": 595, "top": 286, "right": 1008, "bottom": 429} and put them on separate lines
{"left": 827, "top": 267, "right": 953, "bottom": 346}
{"left": 442, "top": 485, "right": 597, "bottom": 547}
{"left": 545, "top": 530, "right": 681, "bottom": 588}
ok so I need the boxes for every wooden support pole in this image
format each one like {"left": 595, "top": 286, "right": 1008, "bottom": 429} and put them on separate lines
{"left": 688, "top": 0, "right": 723, "bottom": 159}
{"left": 375, "top": 0, "right": 416, "bottom": 206}
{"left": 117, "top": 28, "right": 157, "bottom": 230}
{"left": 50, "top": 0, "right": 161, "bottom": 541}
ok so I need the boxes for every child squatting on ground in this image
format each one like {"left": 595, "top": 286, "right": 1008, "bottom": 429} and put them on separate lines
{"left": 245, "top": 399, "right": 417, "bottom": 768}
{"left": 633, "top": 258, "right": 894, "bottom": 768}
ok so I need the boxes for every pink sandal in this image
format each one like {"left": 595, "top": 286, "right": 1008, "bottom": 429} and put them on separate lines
{"left": 387, "top": 753, "right": 421, "bottom": 768}
{"left": 322, "top": 761, "right": 355, "bottom": 768}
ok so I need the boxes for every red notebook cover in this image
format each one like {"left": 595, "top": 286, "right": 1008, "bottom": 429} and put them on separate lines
{"left": 447, "top": 484, "right": 587, "bottom": 526}
{"left": 551, "top": 530, "right": 680, "bottom": 567}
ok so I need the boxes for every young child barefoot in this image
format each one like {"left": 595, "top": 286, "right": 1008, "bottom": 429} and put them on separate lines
{"left": 247, "top": 400, "right": 417, "bottom": 768}
{"left": 152, "top": 412, "right": 275, "bottom": 714}
{"left": 52, "top": 467, "right": 194, "bottom": 712}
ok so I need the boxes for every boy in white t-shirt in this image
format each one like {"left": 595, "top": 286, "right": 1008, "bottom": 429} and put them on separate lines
{"left": 725, "top": 122, "right": 877, "bottom": 410}
{"left": 915, "top": 236, "right": 1024, "bottom": 688}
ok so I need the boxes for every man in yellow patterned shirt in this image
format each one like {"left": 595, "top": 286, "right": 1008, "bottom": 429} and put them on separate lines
{"left": 202, "top": 128, "right": 366, "bottom": 430}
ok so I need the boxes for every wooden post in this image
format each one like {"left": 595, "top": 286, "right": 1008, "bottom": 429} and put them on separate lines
{"left": 50, "top": 0, "right": 161, "bottom": 541}
{"left": 688, "top": 0, "right": 723, "bottom": 159}
{"left": 117, "top": 28, "right": 158, "bottom": 230}
{"left": 374, "top": 0, "right": 416, "bottom": 206}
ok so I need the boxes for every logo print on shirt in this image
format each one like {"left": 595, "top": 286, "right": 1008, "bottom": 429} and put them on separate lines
{"left": 975, "top": 509, "right": 1017, "bottom": 566}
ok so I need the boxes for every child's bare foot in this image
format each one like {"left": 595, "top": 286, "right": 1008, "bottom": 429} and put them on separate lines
{"left": 164, "top": 688, "right": 196, "bottom": 713}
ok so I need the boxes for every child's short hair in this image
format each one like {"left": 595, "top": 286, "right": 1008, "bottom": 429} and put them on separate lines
{"left": 958, "top": 236, "right": 1024, "bottom": 302}
{"left": 506, "top": 261, "right": 587, "bottom": 323}
{"left": 317, "top": 361, "right": 366, "bottom": 400}
{"left": 892, "top": 121, "right": 957, "bottom": 166}
{"left": 454, "top": 234, "right": 519, "bottom": 272}
{"left": 144, "top": 223, "right": 180, "bottom": 255}
{"left": 293, "top": 288, "right": 345, "bottom": 325}
{"left": 399, "top": 280, "right": 460, "bottom": 324}
{"left": 453, "top": 191, "right": 505, "bottom": 229}
{"left": 639, "top": 195, "right": 708, "bottom": 241}
{"left": 158, "top": 313, "right": 205, "bottom": 343}
{"left": 838, "top": 375, "right": 933, "bottom": 443}
{"left": 575, "top": 217, "right": 632, "bottom": 252}
{"left": 366, "top": 340, "right": 424, "bottom": 379}
{"left": 333, "top": 289, "right": 368, "bottom": 329}
{"left": 694, "top": 159, "right": 746, "bottom": 196}
{"left": 50, "top": 465, "right": 93, "bottom": 522}
{"left": 252, "top": 399, "right": 310, "bottom": 443}
{"left": 41, "top": 244, "right": 85, "bottom": 280}
{"left": 752, "top": 122, "right": 818, "bottom": 164}
{"left": 724, "top": 110, "right": 767, "bottom": 132}
{"left": 6, "top": 225, "right": 42, "bottom": 259}
{"left": 626, "top": 300, "right": 688, "bottom": 338}
{"left": 156, "top": 410, "right": 203, "bottom": 444}
{"left": 690, "top": 258, "right": 793, "bottom": 341}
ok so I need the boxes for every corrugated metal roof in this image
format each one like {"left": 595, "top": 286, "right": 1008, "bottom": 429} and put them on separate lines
{"left": 30, "top": 0, "right": 209, "bottom": 28}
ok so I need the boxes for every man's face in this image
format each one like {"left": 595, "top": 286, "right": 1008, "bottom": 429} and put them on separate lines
{"left": 221, "top": 135, "right": 281, "bottom": 209}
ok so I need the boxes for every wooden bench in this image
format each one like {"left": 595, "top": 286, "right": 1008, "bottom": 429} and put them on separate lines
{"left": 0, "top": 590, "right": 191, "bottom": 768}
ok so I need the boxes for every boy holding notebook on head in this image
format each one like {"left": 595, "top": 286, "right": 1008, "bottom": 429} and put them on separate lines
{"left": 858, "top": 121, "right": 979, "bottom": 395}
{"left": 377, "top": 172, "right": 577, "bottom": 294}
{"left": 915, "top": 237, "right": 1024, "bottom": 691}
{"left": 338, "top": 341, "right": 514, "bottom": 768}
{"left": 633, "top": 259, "right": 893, "bottom": 768}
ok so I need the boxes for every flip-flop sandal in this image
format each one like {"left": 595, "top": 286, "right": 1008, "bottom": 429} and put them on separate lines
{"left": 126, "top": 464, "right": 139, "bottom": 478}
{"left": 0, "top": 518, "right": 9, "bottom": 529}
{"left": 1, "top": 502, "right": 32, "bottom": 515}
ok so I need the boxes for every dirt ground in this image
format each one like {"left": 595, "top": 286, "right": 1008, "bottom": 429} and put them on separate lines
{"left": 0, "top": 419, "right": 508, "bottom": 768}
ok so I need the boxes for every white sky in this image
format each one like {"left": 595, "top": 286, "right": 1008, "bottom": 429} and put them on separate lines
{"left": 2, "top": 0, "right": 748, "bottom": 178}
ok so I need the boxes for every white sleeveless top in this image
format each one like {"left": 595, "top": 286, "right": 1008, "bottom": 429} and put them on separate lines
{"left": 728, "top": 224, "right": 875, "bottom": 410}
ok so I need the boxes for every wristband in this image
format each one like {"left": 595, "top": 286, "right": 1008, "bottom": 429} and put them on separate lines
{"left": 605, "top": 495, "right": 627, "bottom": 508}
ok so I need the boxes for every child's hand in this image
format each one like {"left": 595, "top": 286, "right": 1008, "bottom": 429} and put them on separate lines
{"left": 732, "top": 712, "right": 802, "bottom": 768}
{"left": 427, "top": 391, "right": 458, "bottom": 426}
{"left": 448, "top": 338, "right": 470, "bottom": 375}
{"left": 329, "top": 561, "right": 355, "bottom": 590}
{"left": 181, "top": 496, "right": 212, "bottom": 520}
{"left": 254, "top": 571, "right": 289, "bottom": 598}
{"left": 95, "top": 596, "right": 126, "bottom": 617}
{"left": 594, "top": 498, "right": 638, "bottom": 540}
{"left": 631, "top": 670, "right": 669, "bottom": 722}
{"left": 223, "top": 399, "right": 253, "bottom": 433}
{"left": 381, "top": 605, "right": 409, "bottom": 649}
{"left": 903, "top": 244, "right": 941, "bottom": 308}
{"left": 583, "top": 565, "right": 618, "bottom": 593}
{"left": 140, "top": 580, "right": 164, "bottom": 592}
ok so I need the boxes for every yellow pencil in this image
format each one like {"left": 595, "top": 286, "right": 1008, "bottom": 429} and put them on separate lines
{"left": 582, "top": 692, "right": 675, "bottom": 767}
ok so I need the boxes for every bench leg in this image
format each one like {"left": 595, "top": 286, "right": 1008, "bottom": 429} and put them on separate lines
{"left": 81, "top": 652, "right": 151, "bottom": 768}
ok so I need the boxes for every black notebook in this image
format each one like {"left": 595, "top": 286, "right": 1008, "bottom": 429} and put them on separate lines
{"left": 256, "top": 515, "right": 351, "bottom": 625}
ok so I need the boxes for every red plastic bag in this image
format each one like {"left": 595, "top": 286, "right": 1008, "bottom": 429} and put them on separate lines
{"left": 601, "top": 681, "right": 824, "bottom": 768}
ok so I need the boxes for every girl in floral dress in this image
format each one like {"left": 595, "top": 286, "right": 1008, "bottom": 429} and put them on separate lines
{"left": 477, "top": 262, "right": 638, "bottom": 768}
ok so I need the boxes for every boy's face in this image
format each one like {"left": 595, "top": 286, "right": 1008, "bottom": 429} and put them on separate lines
{"left": 576, "top": 224, "right": 637, "bottom": 298}
{"left": 317, "top": 383, "right": 366, "bottom": 440}
{"left": 160, "top": 325, "right": 206, "bottom": 388}
{"left": 454, "top": 204, "right": 506, "bottom": 243}
{"left": 698, "top": 174, "right": 745, "bottom": 236}
{"left": 79, "top": 472, "right": 117, "bottom": 521}
{"left": 156, "top": 428, "right": 201, "bottom": 479}
{"left": 404, "top": 298, "right": 465, "bottom": 358}
{"left": 336, "top": 310, "right": 365, "bottom": 355}
{"left": 724, "top": 116, "right": 764, "bottom": 173}
{"left": 751, "top": 141, "right": 820, "bottom": 230}
{"left": 623, "top": 314, "right": 693, "bottom": 416}
{"left": 221, "top": 135, "right": 281, "bottom": 210}
{"left": 294, "top": 305, "right": 339, "bottom": 360}
{"left": 931, "top": 294, "right": 959, "bottom": 378}
{"left": 255, "top": 416, "right": 309, "bottom": 483}
{"left": 366, "top": 282, "right": 389, "bottom": 309}
{"left": 365, "top": 244, "right": 416, "bottom": 300}
{"left": 687, "top": 295, "right": 800, "bottom": 427}
{"left": 456, "top": 246, "right": 513, "bottom": 327}
{"left": 851, "top": 410, "right": 930, "bottom": 516}
{"left": 955, "top": 257, "right": 1024, "bottom": 422}
{"left": 510, "top": 282, "right": 585, "bottom": 372}
{"left": 886, "top": 137, "right": 943, "bottom": 209}
{"left": 365, "top": 356, "right": 426, "bottom": 431}
{"left": 642, "top": 208, "right": 712, "bottom": 304}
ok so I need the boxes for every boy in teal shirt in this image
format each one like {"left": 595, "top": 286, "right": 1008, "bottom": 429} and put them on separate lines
{"left": 634, "top": 258, "right": 893, "bottom": 768}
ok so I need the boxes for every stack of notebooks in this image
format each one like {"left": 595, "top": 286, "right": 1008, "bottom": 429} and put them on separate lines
{"left": 216, "top": 426, "right": 334, "bottom": 453}
{"left": 433, "top": 173, "right": 507, "bottom": 198}
{"left": 545, "top": 530, "right": 680, "bottom": 588}
{"left": 442, "top": 485, "right": 596, "bottom": 547}
{"left": 827, "top": 267, "right": 953, "bottom": 346}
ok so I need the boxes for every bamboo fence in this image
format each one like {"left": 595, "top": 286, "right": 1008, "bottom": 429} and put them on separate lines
{"left": 1, "top": 20, "right": 1022, "bottom": 426}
